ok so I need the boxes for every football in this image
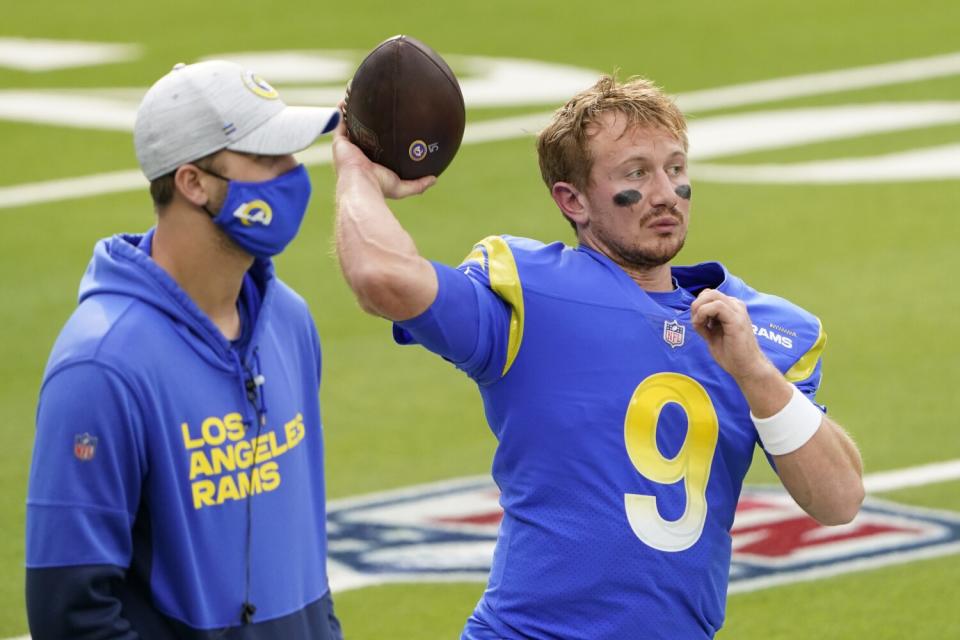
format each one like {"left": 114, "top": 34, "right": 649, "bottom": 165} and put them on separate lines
{"left": 344, "top": 35, "right": 466, "bottom": 180}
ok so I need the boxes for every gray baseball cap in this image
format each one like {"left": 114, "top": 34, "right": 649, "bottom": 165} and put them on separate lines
{"left": 134, "top": 60, "right": 340, "bottom": 180}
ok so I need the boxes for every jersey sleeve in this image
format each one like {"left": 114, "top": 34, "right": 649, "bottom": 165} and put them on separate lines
{"left": 27, "top": 361, "right": 145, "bottom": 569}
{"left": 784, "top": 319, "right": 827, "bottom": 409}
{"left": 745, "top": 284, "right": 828, "bottom": 409}
{"left": 393, "top": 238, "right": 517, "bottom": 386}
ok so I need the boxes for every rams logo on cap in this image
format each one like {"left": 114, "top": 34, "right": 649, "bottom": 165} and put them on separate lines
{"left": 233, "top": 200, "right": 273, "bottom": 226}
{"left": 242, "top": 70, "right": 279, "bottom": 100}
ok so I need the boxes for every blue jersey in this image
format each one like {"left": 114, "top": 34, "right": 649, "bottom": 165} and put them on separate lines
{"left": 26, "top": 231, "right": 335, "bottom": 636}
{"left": 395, "top": 236, "right": 826, "bottom": 640}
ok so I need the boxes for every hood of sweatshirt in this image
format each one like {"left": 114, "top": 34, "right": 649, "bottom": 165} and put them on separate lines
{"left": 78, "top": 229, "right": 275, "bottom": 373}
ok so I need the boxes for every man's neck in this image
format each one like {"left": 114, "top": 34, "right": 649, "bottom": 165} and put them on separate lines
{"left": 618, "top": 262, "right": 674, "bottom": 292}
{"left": 580, "top": 237, "right": 674, "bottom": 292}
{"left": 152, "top": 207, "right": 253, "bottom": 340}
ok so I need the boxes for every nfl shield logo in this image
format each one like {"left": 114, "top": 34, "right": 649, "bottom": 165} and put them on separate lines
{"left": 74, "top": 433, "right": 97, "bottom": 461}
{"left": 325, "top": 477, "right": 960, "bottom": 595}
{"left": 663, "top": 319, "right": 685, "bottom": 348}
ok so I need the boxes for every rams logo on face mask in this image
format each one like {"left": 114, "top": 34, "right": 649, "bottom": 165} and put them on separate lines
{"left": 242, "top": 70, "right": 279, "bottom": 100}
{"left": 232, "top": 200, "right": 273, "bottom": 226}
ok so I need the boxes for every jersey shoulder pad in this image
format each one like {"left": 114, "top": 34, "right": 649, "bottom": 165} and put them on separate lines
{"left": 458, "top": 234, "right": 572, "bottom": 294}
{"left": 456, "top": 236, "right": 568, "bottom": 377}
{"left": 728, "top": 274, "right": 826, "bottom": 382}
{"left": 459, "top": 235, "right": 634, "bottom": 308}
{"left": 459, "top": 235, "right": 557, "bottom": 271}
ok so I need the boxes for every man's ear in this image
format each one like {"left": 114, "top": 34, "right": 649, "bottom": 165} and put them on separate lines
{"left": 551, "top": 181, "right": 589, "bottom": 228}
{"left": 174, "top": 164, "right": 211, "bottom": 208}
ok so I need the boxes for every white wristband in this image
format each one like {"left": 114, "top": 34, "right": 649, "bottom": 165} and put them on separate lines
{"left": 751, "top": 385, "right": 823, "bottom": 455}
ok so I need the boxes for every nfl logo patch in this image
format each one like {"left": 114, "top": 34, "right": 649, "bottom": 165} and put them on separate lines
{"left": 663, "top": 319, "right": 685, "bottom": 348}
{"left": 74, "top": 433, "right": 97, "bottom": 462}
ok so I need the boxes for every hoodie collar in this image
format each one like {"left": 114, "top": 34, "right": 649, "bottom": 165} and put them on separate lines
{"left": 79, "top": 229, "right": 275, "bottom": 368}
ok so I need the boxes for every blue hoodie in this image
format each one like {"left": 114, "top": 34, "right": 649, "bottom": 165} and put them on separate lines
{"left": 26, "top": 231, "right": 339, "bottom": 638}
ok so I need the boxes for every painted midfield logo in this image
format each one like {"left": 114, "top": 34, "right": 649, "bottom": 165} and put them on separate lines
{"left": 325, "top": 477, "right": 960, "bottom": 593}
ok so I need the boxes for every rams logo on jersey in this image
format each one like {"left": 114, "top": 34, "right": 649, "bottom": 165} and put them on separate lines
{"left": 752, "top": 324, "right": 794, "bottom": 350}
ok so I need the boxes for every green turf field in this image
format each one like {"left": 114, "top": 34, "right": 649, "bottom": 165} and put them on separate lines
{"left": 2, "top": 0, "right": 959, "bottom": 637}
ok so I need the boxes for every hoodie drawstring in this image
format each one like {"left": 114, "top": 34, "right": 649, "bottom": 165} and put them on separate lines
{"left": 248, "top": 348, "right": 268, "bottom": 427}
{"left": 234, "top": 347, "right": 267, "bottom": 625}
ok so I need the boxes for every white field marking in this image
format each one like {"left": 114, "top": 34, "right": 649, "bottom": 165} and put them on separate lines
{"left": 323, "top": 455, "right": 960, "bottom": 522}
{"left": 4, "top": 48, "right": 960, "bottom": 130}
{"left": 0, "top": 38, "right": 140, "bottom": 72}
{"left": 686, "top": 102, "right": 960, "bottom": 160}
{"left": 326, "top": 474, "right": 494, "bottom": 511}
{"left": 694, "top": 143, "right": 960, "bottom": 183}
{"left": 0, "top": 54, "right": 597, "bottom": 130}
{"left": 199, "top": 50, "right": 357, "bottom": 82}
{"left": 0, "top": 87, "right": 531, "bottom": 131}
{"left": 0, "top": 170, "right": 147, "bottom": 210}
{"left": 461, "top": 112, "right": 556, "bottom": 145}
{"left": 445, "top": 55, "right": 601, "bottom": 108}
{"left": 326, "top": 460, "right": 960, "bottom": 596}
{"left": 0, "top": 109, "right": 559, "bottom": 210}
{"left": 675, "top": 50, "right": 960, "bottom": 112}
{"left": 4, "top": 460, "right": 958, "bottom": 639}
{"left": 327, "top": 556, "right": 488, "bottom": 593}
{"left": 728, "top": 540, "right": 960, "bottom": 595}
{"left": 208, "top": 52, "right": 601, "bottom": 109}
{"left": 3, "top": 50, "right": 960, "bottom": 210}
{"left": 863, "top": 459, "right": 960, "bottom": 493}
{"left": 0, "top": 90, "right": 137, "bottom": 130}
{"left": 4, "top": 98, "right": 959, "bottom": 211}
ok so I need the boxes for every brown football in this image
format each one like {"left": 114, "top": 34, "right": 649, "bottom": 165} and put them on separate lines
{"left": 345, "top": 35, "right": 466, "bottom": 180}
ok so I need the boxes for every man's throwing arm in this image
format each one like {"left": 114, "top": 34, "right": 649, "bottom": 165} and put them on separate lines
{"left": 332, "top": 116, "right": 438, "bottom": 321}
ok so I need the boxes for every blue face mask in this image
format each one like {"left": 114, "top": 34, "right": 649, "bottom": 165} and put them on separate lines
{"left": 201, "top": 164, "right": 312, "bottom": 259}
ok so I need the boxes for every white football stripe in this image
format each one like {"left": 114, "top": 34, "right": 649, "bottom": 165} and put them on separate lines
{"left": 676, "top": 50, "right": 960, "bottom": 112}
{"left": 694, "top": 143, "right": 960, "bottom": 183}
{"left": 0, "top": 90, "right": 138, "bottom": 130}
{"left": 0, "top": 169, "right": 146, "bottom": 210}
{"left": 728, "top": 540, "right": 960, "bottom": 595}
{"left": 686, "top": 102, "right": 960, "bottom": 160}
{"left": 5, "top": 99, "right": 960, "bottom": 210}
{"left": 863, "top": 458, "right": 960, "bottom": 494}
{"left": 0, "top": 38, "right": 139, "bottom": 72}
{"left": 3, "top": 45, "right": 960, "bottom": 207}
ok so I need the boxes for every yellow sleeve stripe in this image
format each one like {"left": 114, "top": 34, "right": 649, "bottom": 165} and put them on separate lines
{"left": 459, "top": 246, "right": 485, "bottom": 269}
{"left": 477, "top": 236, "right": 525, "bottom": 377}
{"left": 785, "top": 319, "right": 827, "bottom": 383}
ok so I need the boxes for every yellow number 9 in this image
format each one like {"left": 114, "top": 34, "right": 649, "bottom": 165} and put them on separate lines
{"left": 624, "top": 372, "right": 720, "bottom": 552}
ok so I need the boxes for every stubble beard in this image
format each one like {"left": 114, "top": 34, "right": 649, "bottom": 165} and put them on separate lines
{"left": 600, "top": 207, "right": 688, "bottom": 269}
{"left": 608, "top": 233, "right": 686, "bottom": 269}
